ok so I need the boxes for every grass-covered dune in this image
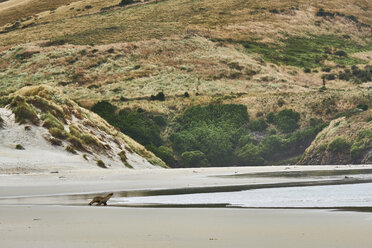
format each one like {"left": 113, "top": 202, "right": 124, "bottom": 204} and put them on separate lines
{"left": 0, "top": 85, "right": 167, "bottom": 169}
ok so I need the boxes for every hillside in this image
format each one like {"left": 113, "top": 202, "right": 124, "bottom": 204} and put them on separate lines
{"left": 0, "top": 85, "right": 166, "bottom": 173}
{"left": 0, "top": 0, "right": 371, "bottom": 167}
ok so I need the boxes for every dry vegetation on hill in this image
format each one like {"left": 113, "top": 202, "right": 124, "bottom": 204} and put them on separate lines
{"left": 0, "top": 0, "right": 371, "bottom": 166}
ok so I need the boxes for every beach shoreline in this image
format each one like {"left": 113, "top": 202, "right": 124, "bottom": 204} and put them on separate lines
{"left": 1, "top": 165, "right": 372, "bottom": 247}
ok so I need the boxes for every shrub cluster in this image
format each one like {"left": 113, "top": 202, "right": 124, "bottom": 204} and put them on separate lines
{"left": 338, "top": 65, "right": 372, "bottom": 84}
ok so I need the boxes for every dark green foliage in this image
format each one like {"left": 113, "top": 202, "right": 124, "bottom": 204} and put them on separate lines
{"left": 184, "top": 92, "right": 190, "bottom": 98}
{"left": 316, "top": 9, "right": 335, "bottom": 18}
{"left": 350, "top": 142, "right": 365, "bottom": 161}
{"left": 179, "top": 104, "right": 249, "bottom": 129}
{"left": 366, "top": 116, "right": 372, "bottom": 122}
{"left": 234, "top": 143, "right": 264, "bottom": 166}
{"left": 328, "top": 137, "right": 350, "bottom": 152}
{"left": 273, "top": 109, "right": 300, "bottom": 133}
{"left": 150, "top": 92, "right": 165, "bottom": 101}
{"left": 119, "top": 0, "right": 135, "bottom": 6}
{"left": 97, "top": 160, "right": 107, "bottom": 168}
{"left": 237, "top": 134, "right": 256, "bottom": 147}
{"left": 335, "top": 50, "right": 347, "bottom": 57}
{"left": 15, "top": 144, "right": 25, "bottom": 150}
{"left": 304, "top": 68, "right": 311, "bottom": 73}
{"left": 266, "top": 112, "right": 275, "bottom": 123}
{"left": 338, "top": 65, "right": 372, "bottom": 83}
{"left": 170, "top": 104, "right": 249, "bottom": 166}
{"left": 91, "top": 101, "right": 117, "bottom": 122}
{"left": 259, "top": 135, "right": 288, "bottom": 159}
{"left": 357, "top": 104, "right": 368, "bottom": 111}
{"left": 146, "top": 145, "right": 175, "bottom": 166}
{"left": 181, "top": 150, "right": 208, "bottom": 167}
{"left": 92, "top": 101, "right": 163, "bottom": 147}
{"left": 0, "top": 115, "right": 3, "bottom": 128}
{"left": 115, "top": 110, "right": 163, "bottom": 146}
{"left": 247, "top": 118, "right": 268, "bottom": 132}
{"left": 153, "top": 115, "right": 167, "bottom": 127}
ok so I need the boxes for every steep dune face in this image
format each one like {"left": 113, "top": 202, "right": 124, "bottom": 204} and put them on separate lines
{"left": 0, "top": 85, "right": 166, "bottom": 173}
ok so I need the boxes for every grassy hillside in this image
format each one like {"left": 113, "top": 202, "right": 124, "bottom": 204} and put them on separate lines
{"left": 0, "top": 0, "right": 371, "bottom": 166}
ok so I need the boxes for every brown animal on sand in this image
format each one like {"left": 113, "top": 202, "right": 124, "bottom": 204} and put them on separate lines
{"left": 89, "top": 193, "right": 114, "bottom": 206}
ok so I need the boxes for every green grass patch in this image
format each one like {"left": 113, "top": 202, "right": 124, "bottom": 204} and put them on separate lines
{"left": 239, "top": 35, "right": 370, "bottom": 68}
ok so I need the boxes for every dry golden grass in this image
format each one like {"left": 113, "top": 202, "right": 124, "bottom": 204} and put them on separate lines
{"left": 0, "top": 0, "right": 78, "bottom": 26}
{"left": 0, "top": 0, "right": 371, "bottom": 46}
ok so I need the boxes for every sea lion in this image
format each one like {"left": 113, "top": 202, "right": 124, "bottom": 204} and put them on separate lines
{"left": 89, "top": 193, "right": 114, "bottom": 206}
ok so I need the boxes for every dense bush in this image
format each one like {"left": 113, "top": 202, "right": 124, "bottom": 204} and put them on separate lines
{"left": 13, "top": 101, "right": 39, "bottom": 125}
{"left": 150, "top": 92, "right": 165, "bottom": 101}
{"left": 146, "top": 144, "right": 175, "bottom": 166}
{"left": 247, "top": 118, "right": 268, "bottom": 132}
{"left": 170, "top": 104, "right": 249, "bottom": 166}
{"left": 181, "top": 150, "right": 208, "bottom": 167}
{"left": 119, "top": 0, "right": 135, "bottom": 6}
{"left": 273, "top": 109, "right": 300, "bottom": 133}
{"left": 234, "top": 143, "right": 264, "bottom": 166}
{"left": 92, "top": 101, "right": 163, "bottom": 147}
{"left": 328, "top": 137, "right": 350, "bottom": 152}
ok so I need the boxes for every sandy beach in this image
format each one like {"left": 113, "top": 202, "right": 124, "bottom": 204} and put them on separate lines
{"left": 1, "top": 206, "right": 372, "bottom": 248}
{"left": 1, "top": 165, "right": 372, "bottom": 247}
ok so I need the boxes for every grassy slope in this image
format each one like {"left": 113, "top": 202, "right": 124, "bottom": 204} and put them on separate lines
{"left": 0, "top": 0, "right": 371, "bottom": 165}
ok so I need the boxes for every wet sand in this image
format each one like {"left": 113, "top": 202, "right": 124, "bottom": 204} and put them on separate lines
{"left": 1, "top": 206, "right": 372, "bottom": 248}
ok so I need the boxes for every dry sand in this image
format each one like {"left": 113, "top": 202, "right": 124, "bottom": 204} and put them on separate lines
{"left": 1, "top": 165, "right": 372, "bottom": 247}
{"left": 1, "top": 206, "right": 372, "bottom": 248}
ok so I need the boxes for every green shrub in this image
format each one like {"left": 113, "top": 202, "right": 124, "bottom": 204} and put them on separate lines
{"left": 259, "top": 135, "right": 288, "bottom": 159}
{"left": 0, "top": 115, "right": 3, "bottom": 128}
{"left": 266, "top": 112, "right": 275, "bottom": 123}
{"left": 67, "top": 136, "right": 85, "bottom": 151}
{"left": 234, "top": 143, "right": 264, "bottom": 166}
{"left": 118, "top": 151, "right": 133, "bottom": 168}
{"left": 328, "top": 137, "right": 350, "bottom": 152}
{"left": 97, "top": 160, "right": 107, "bottom": 168}
{"left": 350, "top": 142, "right": 365, "bottom": 161}
{"left": 66, "top": 145, "right": 77, "bottom": 154}
{"left": 150, "top": 92, "right": 165, "bottom": 101}
{"left": 238, "top": 134, "right": 255, "bottom": 147}
{"left": 274, "top": 109, "right": 300, "bottom": 133}
{"left": 335, "top": 50, "right": 347, "bottom": 57}
{"left": 81, "top": 134, "right": 101, "bottom": 148}
{"left": 366, "top": 116, "right": 372, "bottom": 122}
{"left": 146, "top": 145, "right": 175, "bottom": 166}
{"left": 49, "top": 127, "right": 69, "bottom": 139}
{"left": 119, "top": 0, "right": 135, "bottom": 6}
{"left": 247, "top": 119, "right": 268, "bottom": 132}
{"left": 356, "top": 104, "right": 368, "bottom": 111}
{"left": 181, "top": 150, "right": 208, "bottom": 167}
{"left": 153, "top": 115, "right": 167, "bottom": 127}
{"left": 13, "top": 102, "right": 39, "bottom": 125}
{"left": 41, "top": 113, "right": 64, "bottom": 130}
{"left": 15, "top": 144, "right": 25, "bottom": 150}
